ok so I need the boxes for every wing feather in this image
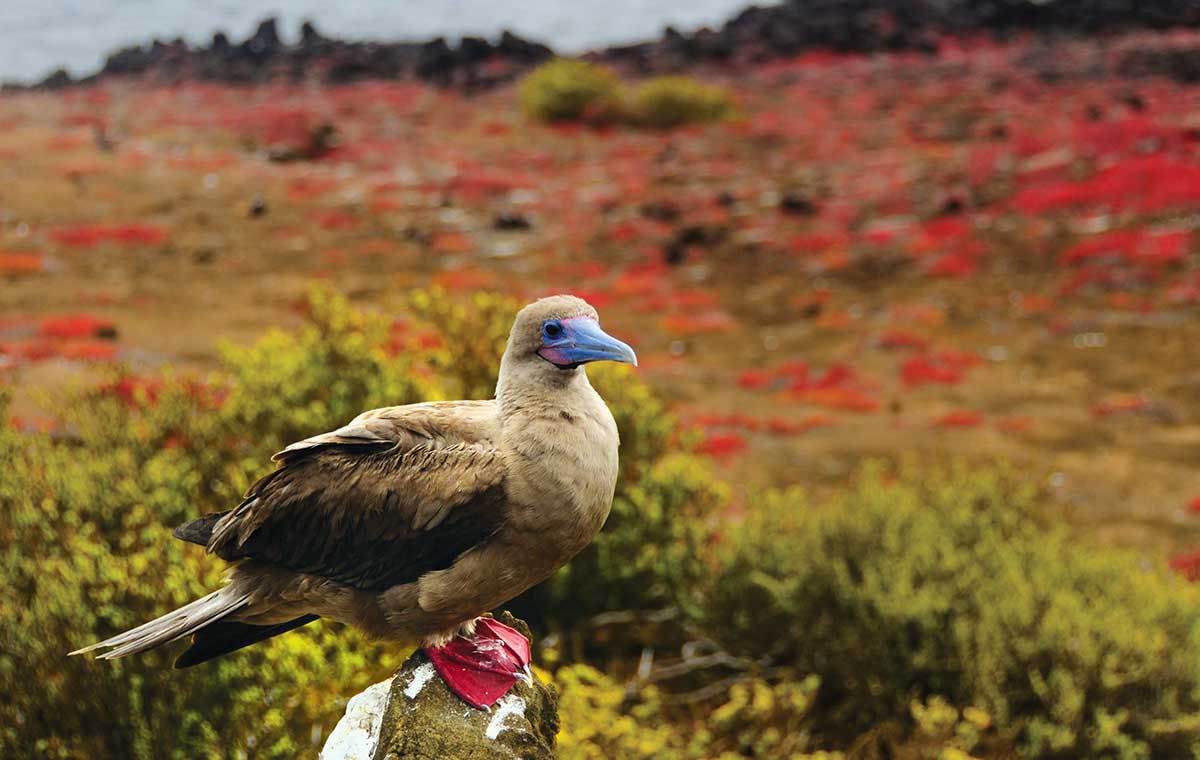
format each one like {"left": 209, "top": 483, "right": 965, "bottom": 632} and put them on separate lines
{"left": 200, "top": 401, "right": 507, "bottom": 592}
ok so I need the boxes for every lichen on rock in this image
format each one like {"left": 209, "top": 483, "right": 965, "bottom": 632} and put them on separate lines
{"left": 320, "top": 677, "right": 396, "bottom": 760}
{"left": 321, "top": 613, "right": 559, "bottom": 760}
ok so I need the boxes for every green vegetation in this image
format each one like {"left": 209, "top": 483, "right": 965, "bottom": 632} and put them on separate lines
{"left": 520, "top": 59, "right": 733, "bottom": 128}
{"left": 3, "top": 288, "right": 1199, "bottom": 758}
{"left": 699, "top": 466, "right": 1200, "bottom": 758}
{"left": 519, "top": 58, "right": 623, "bottom": 123}
{"left": 629, "top": 76, "right": 734, "bottom": 128}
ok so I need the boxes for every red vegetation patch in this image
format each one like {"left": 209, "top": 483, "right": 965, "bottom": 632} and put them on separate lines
{"left": 100, "top": 376, "right": 163, "bottom": 407}
{"left": 39, "top": 315, "right": 115, "bottom": 339}
{"left": 765, "top": 413, "right": 837, "bottom": 435}
{"left": 792, "top": 387, "right": 880, "bottom": 413}
{"left": 0, "top": 253, "right": 43, "bottom": 274}
{"left": 1012, "top": 156, "right": 1200, "bottom": 215}
{"left": 1091, "top": 394, "right": 1150, "bottom": 418}
{"left": 1061, "top": 229, "right": 1189, "bottom": 268}
{"left": 317, "top": 210, "right": 360, "bottom": 230}
{"left": 697, "top": 432, "right": 747, "bottom": 458}
{"left": 879, "top": 330, "right": 928, "bottom": 352}
{"left": 935, "top": 410, "right": 985, "bottom": 428}
{"left": 737, "top": 370, "right": 773, "bottom": 389}
{"left": 51, "top": 224, "right": 168, "bottom": 247}
{"left": 1169, "top": 551, "right": 1200, "bottom": 582}
{"left": 901, "top": 351, "right": 980, "bottom": 387}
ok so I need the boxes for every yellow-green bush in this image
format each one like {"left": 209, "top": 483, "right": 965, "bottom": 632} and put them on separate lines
{"left": 0, "top": 290, "right": 431, "bottom": 759}
{"left": 519, "top": 58, "right": 622, "bottom": 123}
{"left": 554, "top": 664, "right": 681, "bottom": 760}
{"left": 519, "top": 61, "right": 734, "bottom": 129}
{"left": 699, "top": 463, "right": 1200, "bottom": 758}
{"left": 629, "top": 76, "right": 734, "bottom": 128}
{"left": 553, "top": 664, "right": 839, "bottom": 760}
{"left": 404, "top": 288, "right": 515, "bottom": 400}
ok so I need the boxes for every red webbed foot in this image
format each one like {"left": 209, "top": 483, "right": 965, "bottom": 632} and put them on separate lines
{"left": 422, "top": 617, "right": 532, "bottom": 709}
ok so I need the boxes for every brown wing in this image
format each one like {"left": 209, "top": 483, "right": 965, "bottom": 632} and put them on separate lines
{"left": 272, "top": 400, "right": 498, "bottom": 463}
{"left": 201, "top": 401, "right": 507, "bottom": 592}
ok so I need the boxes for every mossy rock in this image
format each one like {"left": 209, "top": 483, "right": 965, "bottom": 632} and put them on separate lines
{"left": 322, "top": 613, "right": 559, "bottom": 760}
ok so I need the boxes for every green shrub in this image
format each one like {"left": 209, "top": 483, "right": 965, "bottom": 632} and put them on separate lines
{"left": 552, "top": 664, "right": 838, "bottom": 760}
{"left": 404, "top": 288, "right": 516, "bottom": 400}
{"left": 0, "top": 290, "right": 432, "bottom": 759}
{"left": 554, "top": 664, "right": 681, "bottom": 760}
{"left": 629, "top": 76, "right": 733, "bottom": 128}
{"left": 700, "top": 463, "right": 1200, "bottom": 758}
{"left": 520, "top": 58, "right": 623, "bottom": 123}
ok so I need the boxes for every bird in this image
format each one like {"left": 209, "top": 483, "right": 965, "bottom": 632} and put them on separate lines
{"left": 72, "top": 294, "right": 636, "bottom": 708}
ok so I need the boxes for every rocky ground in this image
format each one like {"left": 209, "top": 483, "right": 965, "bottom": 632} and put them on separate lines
{"left": 3, "top": 25, "right": 1200, "bottom": 571}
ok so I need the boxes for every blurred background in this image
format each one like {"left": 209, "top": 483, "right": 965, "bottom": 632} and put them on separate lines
{"left": 3, "top": 1, "right": 1200, "bottom": 758}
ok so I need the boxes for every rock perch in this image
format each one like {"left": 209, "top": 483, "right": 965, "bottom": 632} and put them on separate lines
{"left": 321, "top": 614, "right": 559, "bottom": 760}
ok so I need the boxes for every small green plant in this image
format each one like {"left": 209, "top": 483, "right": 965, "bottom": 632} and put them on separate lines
{"left": 629, "top": 76, "right": 733, "bottom": 128}
{"left": 519, "top": 58, "right": 623, "bottom": 123}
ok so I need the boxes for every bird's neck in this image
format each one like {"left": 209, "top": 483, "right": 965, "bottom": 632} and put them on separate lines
{"left": 495, "top": 361, "right": 596, "bottom": 421}
{"left": 493, "top": 361, "right": 619, "bottom": 566}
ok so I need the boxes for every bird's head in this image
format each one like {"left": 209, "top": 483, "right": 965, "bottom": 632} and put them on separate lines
{"left": 504, "top": 295, "right": 637, "bottom": 377}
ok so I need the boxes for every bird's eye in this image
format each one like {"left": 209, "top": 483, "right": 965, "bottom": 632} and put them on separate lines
{"left": 543, "top": 321, "right": 563, "bottom": 340}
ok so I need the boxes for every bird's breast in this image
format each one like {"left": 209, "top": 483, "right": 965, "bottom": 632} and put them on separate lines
{"left": 502, "top": 404, "right": 619, "bottom": 561}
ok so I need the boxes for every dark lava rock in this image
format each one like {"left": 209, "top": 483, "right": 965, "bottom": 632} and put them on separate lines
{"left": 664, "top": 223, "right": 726, "bottom": 265}
{"left": 300, "top": 20, "right": 326, "bottom": 48}
{"left": 779, "top": 192, "right": 816, "bottom": 216}
{"left": 267, "top": 122, "right": 339, "bottom": 162}
{"left": 598, "top": 0, "right": 1200, "bottom": 73}
{"left": 38, "top": 68, "right": 73, "bottom": 90}
{"left": 245, "top": 18, "right": 282, "bottom": 57}
{"left": 496, "top": 30, "right": 553, "bottom": 65}
{"left": 494, "top": 211, "right": 532, "bottom": 231}
{"left": 1119, "top": 47, "right": 1200, "bottom": 84}
{"left": 640, "top": 200, "right": 681, "bottom": 222}
{"left": 939, "top": 195, "right": 966, "bottom": 215}
{"left": 25, "top": 2, "right": 1200, "bottom": 92}
{"left": 248, "top": 196, "right": 268, "bottom": 218}
{"left": 30, "top": 17, "right": 553, "bottom": 91}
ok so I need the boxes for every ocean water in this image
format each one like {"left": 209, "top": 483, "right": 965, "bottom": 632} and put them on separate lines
{"left": 0, "top": 0, "right": 765, "bottom": 84}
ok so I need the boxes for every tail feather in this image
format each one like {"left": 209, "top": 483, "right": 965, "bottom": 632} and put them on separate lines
{"left": 70, "top": 587, "right": 250, "bottom": 660}
{"left": 174, "top": 614, "right": 320, "bottom": 668}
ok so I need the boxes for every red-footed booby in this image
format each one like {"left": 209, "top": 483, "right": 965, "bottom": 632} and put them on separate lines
{"left": 72, "top": 294, "right": 636, "bottom": 708}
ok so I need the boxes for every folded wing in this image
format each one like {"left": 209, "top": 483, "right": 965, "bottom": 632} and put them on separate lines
{"left": 179, "top": 401, "right": 507, "bottom": 592}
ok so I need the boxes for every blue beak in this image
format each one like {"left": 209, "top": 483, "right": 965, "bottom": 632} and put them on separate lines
{"left": 538, "top": 317, "right": 638, "bottom": 369}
